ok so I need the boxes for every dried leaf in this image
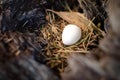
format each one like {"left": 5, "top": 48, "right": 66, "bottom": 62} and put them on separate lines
{"left": 47, "top": 10, "right": 87, "bottom": 28}
{"left": 47, "top": 9, "right": 105, "bottom": 36}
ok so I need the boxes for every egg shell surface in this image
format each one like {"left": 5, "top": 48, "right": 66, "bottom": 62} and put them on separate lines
{"left": 62, "top": 24, "right": 82, "bottom": 45}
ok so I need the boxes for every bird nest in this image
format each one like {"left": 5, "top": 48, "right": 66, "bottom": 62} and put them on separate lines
{"left": 39, "top": 11, "right": 105, "bottom": 74}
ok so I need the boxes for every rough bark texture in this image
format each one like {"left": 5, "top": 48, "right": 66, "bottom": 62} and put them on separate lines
{"left": 0, "top": 55, "right": 58, "bottom": 80}
{"left": 1, "top": 0, "right": 46, "bottom": 32}
{"left": 0, "top": 31, "right": 59, "bottom": 80}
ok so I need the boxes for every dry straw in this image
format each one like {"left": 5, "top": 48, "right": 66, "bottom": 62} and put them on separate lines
{"left": 40, "top": 9, "right": 105, "bottom": 73}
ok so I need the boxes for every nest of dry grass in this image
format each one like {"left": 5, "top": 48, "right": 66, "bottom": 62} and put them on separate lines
{"left": 38, "top": 10, "right": 105, "bottom": 73}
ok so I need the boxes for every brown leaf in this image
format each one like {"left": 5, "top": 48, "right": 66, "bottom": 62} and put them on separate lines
{"left": 48, "top": 9, "right": 105, "bottom": 36}
{"left": 47, "top": 9, "right": 96, "bottom": 30}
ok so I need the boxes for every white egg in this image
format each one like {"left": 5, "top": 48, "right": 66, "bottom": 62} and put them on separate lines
{"left": 62, "top": 24, "right": 82, "bottom": 45}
